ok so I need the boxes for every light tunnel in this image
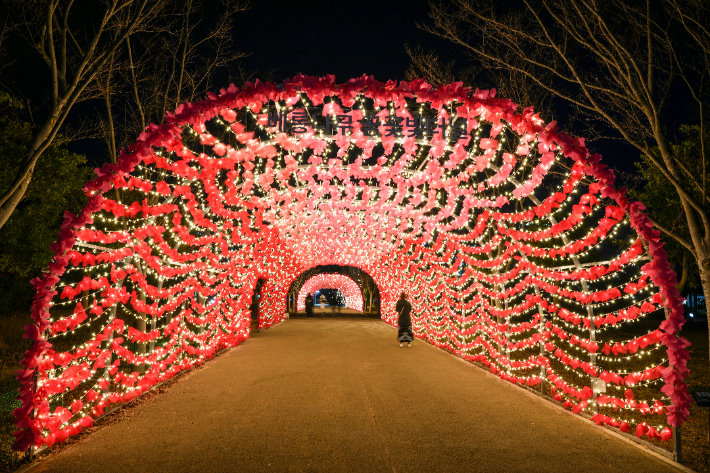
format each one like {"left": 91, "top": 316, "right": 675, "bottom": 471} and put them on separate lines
{"left": 14, "top": 75, "right": 690, "bottom": 451}
{"left": 296, "top": 273, "right": 364, "bottom": 312}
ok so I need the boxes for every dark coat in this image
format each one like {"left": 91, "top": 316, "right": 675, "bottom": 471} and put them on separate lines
{"left": 396, "top": 299, "right": 412, "bottom": 328}
{"left": 305, "top": 295, "right": 314, "bottom": 313}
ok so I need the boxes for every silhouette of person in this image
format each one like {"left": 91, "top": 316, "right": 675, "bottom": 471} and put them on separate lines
{"left": 396, "top": 292, "right": 413, "bottom": 347}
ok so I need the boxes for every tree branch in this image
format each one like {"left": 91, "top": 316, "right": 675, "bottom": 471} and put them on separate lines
{"left": 125, "top": 35, "right": 145, "bottom": 131}
{"left": 645, "top": 214, "right": 695, "bottom": 253}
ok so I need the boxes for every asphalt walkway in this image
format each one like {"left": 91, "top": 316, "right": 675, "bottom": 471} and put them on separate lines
{"left": 26, "top": 318, "right": 680, "bottom": 472}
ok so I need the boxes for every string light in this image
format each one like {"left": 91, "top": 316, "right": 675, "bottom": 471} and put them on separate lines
{"left": 13, "top": 75, "right": 686, "bottom": 453}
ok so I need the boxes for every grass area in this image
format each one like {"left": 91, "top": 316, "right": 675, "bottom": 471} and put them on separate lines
{"left": 0, "top": 315, "right": 31, "bottom": 472}
{"left": 677, "top": 319, "right": 710, "bottom": 472}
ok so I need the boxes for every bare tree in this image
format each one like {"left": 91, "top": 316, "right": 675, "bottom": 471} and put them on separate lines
{"left": 406, "top": 41, "right": 556, "bottom": 122}
{"left": 103, "top": 0, "right": 250, "bottom": 157}
{"left": 418, "top": 0, "right": 710, "bottom": 348}
{"left": 405, "top": 44, "right": 481, "bottom": 86}
{"left": 0, "top": 0, "right": 177, "bottom": 230}
{"left": 0, "top": 12, "right": 13, "bottom": 79}
{"left": 668, "top": 0, "right": 709, "bottom": 206}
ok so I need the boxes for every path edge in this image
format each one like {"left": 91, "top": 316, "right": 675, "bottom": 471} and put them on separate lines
{"left": 12, "top": 341, "right": 245, "bottom": 473}
{"left": 408, "top": 329, "right": 696, "bottom": 473}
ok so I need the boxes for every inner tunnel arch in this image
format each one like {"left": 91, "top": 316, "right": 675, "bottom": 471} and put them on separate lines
{"left": 296, "top": 273, "right": 363, "bottom": 312}
{"left": 285, "top": 265, "right": 380, "bottom": 315}
{"left": 14, "top": 75, "right": 690, "bottom": 452}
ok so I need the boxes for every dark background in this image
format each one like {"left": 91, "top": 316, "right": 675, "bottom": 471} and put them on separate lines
{"left": 231, "top": 0, "right": 644, "bottom": 176}
{"left": 1, "top": 0, "right": 648, "bottom": 175}
{"left": 235, "top": 0, "right": 453, "bottom": 84}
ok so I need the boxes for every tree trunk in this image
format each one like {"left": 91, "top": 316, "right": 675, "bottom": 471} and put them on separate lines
{"left": 699, "top": 255, "right": 710, "bottom": 363}
{"left": 656, "top": 130, "right": 710, "bottom": 359}
{"left": 676, "top": 252, "right": 690, "bottom": 293}
{"left": 0, "top": 111, "right": 59, "bottom": 229}
{"left": 0, "top": 0, "right": 151, "bottom": 233}
{"left": 0, "top": 169, "right": 34, "bottom": 228}
{"left": 103, "top": 52, "right": 117, "bottom": 164}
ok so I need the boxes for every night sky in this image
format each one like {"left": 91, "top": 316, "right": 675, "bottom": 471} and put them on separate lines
{"left": 230, "top": 0, "right": 640, "bottom": 177}
{"left": 235, "top": 0, "right": 456, "bottom": 83}
{"left": 49, "top": 0, "right": 641, "bottom": 176}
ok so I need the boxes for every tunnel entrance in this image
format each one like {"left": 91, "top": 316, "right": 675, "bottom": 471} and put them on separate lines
{"left": 286, "top": 265, "right": 380, "bottom": 318}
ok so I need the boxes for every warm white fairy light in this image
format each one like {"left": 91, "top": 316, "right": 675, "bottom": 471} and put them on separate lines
{"left": 13, "top": 76, "right": 686, "bottom": 453}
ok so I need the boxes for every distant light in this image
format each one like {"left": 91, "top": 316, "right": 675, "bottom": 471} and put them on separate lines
{"left": 690, "top": 313, "right": 694, "bottom": 318}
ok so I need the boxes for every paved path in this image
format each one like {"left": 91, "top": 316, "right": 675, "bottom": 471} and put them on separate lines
{"left": 27, "top": 318, "right": 680, "bottom": 473}
{"left": 290, "top": 307, "right": 379, "bottom": 318}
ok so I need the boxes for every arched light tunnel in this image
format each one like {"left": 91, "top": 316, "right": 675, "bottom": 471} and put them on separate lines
{"left": 285, "top": 265, "right": 380, "bottom": 314}
{"left": 14, "top": 75, "right": 689, "bottom": 452}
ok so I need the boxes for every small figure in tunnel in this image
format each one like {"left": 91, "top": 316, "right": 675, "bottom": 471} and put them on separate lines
{"left": 396, "top": 292, "right": 413, "bottom": 348}
{"left": 305, "top": 293, "right": 314, "bottom": 319}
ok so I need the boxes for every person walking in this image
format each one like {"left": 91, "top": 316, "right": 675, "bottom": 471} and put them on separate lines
{"left": 305, "top": 293, "right": 314, "bottom": 319}
{"left": 396, "top": 292, "right": 413, "bottom": 348}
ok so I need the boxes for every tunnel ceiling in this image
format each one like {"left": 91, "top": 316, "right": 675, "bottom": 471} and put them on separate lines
{"left": 15, "top": 75, "right": 689, "bottom": 452}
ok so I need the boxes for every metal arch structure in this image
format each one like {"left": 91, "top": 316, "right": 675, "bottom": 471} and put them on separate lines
{"left": 15, "top": 75, "right": 689, "bottom": 452}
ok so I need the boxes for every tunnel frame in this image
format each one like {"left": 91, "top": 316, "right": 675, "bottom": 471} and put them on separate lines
{"left": 14, "top": 75, "right": 689, "bottom": 452}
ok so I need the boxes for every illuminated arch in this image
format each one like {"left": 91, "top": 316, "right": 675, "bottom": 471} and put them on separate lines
{"left": 297, "top": 273, "right": 364, "bottom": 311}
{"left": 14, "top": 75, "right": 689, "bottom": 452}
